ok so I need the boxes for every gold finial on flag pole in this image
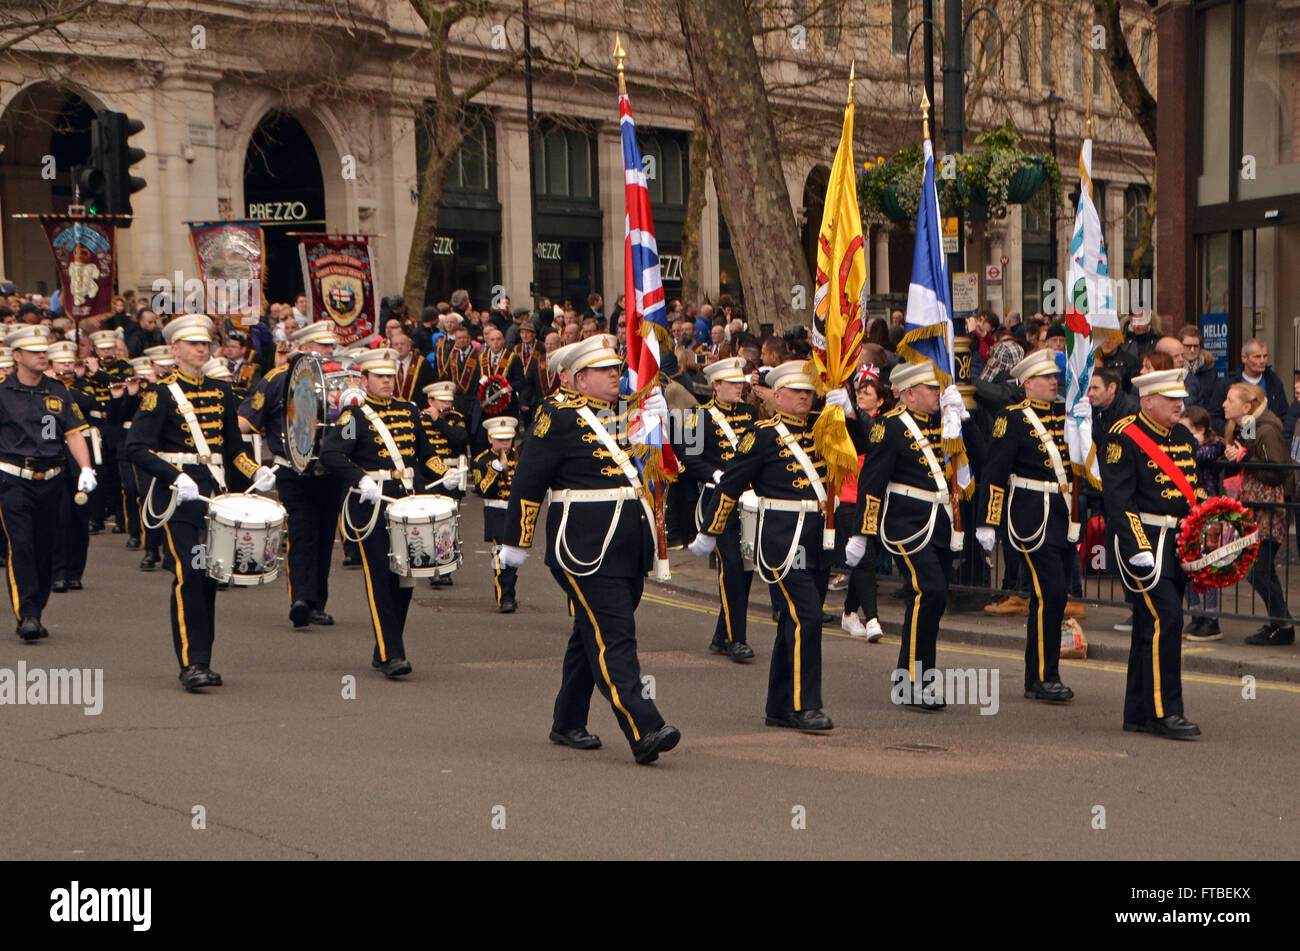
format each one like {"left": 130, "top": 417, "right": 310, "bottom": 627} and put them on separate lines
{"left": 614, "top": 32, "right": 627, "bottom": 96}
{"left": 920, "top": 88, "right": 931, "bottom": 141}
{"left": 848, "top": 59, "right": 855, "bottom": 105}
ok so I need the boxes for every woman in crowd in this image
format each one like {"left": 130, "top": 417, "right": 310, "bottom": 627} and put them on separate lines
{"left": 1180, "top": 406, "right": 1225, "bottom": 640}
{"left": 1222, "top": 383, "right": 1295, "bottom": 646}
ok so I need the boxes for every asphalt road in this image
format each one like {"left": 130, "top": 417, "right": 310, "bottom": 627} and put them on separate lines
{"left": 2, "top": 504, "right": 1298, "bottom": 860}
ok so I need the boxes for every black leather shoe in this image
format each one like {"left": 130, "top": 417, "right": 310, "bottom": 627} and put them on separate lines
{"left": 1125, "top": 715, "right": 1201, "bottom": 739}
{"left": 125, "top": 536, "right": 142, "bottom": 550}
{"left": 87, "top": 520, "right": 104, "bottom": 534}
{"left": 139, "top": 550, "right": 160, "bottom": 571}
{"left": 1245, "top": 625, "right": 1295, "bottom": 646}
{"left": 1025, "top": 681, "right": 1074, "bottom": 702}
{"left": 289, "top": 600, "right": 312, "bottom": 628}
{"left": 51, "top": 580, "right": 67, "bottom": 593}
{"left": 179, "top": 665, "right": 221, "bottom": 691}
{"left": 309, "top": 610, "right": 334, "bottom": 626}
{"left": 766, "top": 709, "right": 834, "bottom": 731}
{"left": 632, "top": 724, "right": 681, "bottom": 764}
{"left": 499, "top": 596, "right": 517, "bottom": 613}
{"left": 549, "top": 727, "right": 602, "bottom": 750}
{"left": 429, "top": 574, "right": 454, "bottom": 587}
{"left": 902, "top": 698, "right": 947, "bottom": 712}
{"left": 710, "top": 638, "right": 756, "bottom": 663}
{"left": 66, "top": 580, "right": 83, "bottom": 591}
{"left": 820, "top": 612, "right": 836, "bottom": 625}
{"left": 111, "top": 523, "right": 126, "bottom": 534}
{"left": 17, "top": 617, "right": 42, "bottom": 641}
{"left": 342, "top": 554, "right": 361, "bottom": 568}
{"left": 372, "top": 657, "right": 412, "bottom": 678}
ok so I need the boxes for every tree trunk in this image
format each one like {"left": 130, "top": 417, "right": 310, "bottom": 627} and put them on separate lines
{"left": 1127, "top": 174, "right": 1156, "bottom": 281}
{"left": 401, "top": 103, "right": 464, "bottom": 317}
{"left": 679, "top": 104, "right": 708, "bottom": 305}
{"left": 1093, "top": 0, "right": 1157, "bottom": 151}
{"left": 674, "top": 0, "right": 811, "bottom": 332}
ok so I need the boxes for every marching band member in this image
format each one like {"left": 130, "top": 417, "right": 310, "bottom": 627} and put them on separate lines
{"left": 471, "top": 416, "right": 521, "bottom": 612}
{"left": 977, "top": 350, "right": 1077, "bottom": 704}
{"left": 502, "top": 335, "right": 681, "bottom": 764}
{"left": 240, "top": 321, "right": 347, "bottom": 628}
{"left": 514, "top": 321, "right": 541, "bottom": 423}
{"left": 678, "top": 356, "right": 760, "bottom": 663}
{"left": 49, "top": 341, "right": 98, "bottom": 594}
{"left": 134, "top": 346, "right": 175, "bottom": 571}
{"left": 419, "top": 380, "right": 468, "bottom": 588}
{"left": 86, "top": 329, "right": 131, "bottom": 535}
{"left": 320, "top": 348, "right": 447, "bottom": 678}
{"left": 436, "top": 323, "right": 480, "bottom": 419}
{"left": 125, "top": 315, "right": 277, "bottom": 691}
{"left": 692, "top": 361, "right": 837, "bottom": 731}
{"left": 1101, "top": 368, "right": 1205, "bottom": 739}
{"left": 202, "top": 357, "right": 232, "bottom": 381}
{"left": 112, "top": 356, "right": 153, "bottom": 552}
{"left": 849, "top": 361, "right": 955, "bottom": 711}
{"left": 1, "top": 325, "right": 95, "bottom": 641}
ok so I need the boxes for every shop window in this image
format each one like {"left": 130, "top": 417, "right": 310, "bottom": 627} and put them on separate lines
{"left": 534, "top": 124, "right": 598, "bottom": 201}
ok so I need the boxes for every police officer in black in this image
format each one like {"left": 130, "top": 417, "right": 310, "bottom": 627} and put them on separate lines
{"left": 1101, "top": 368, "right": 1204, "bottom": 739}
{"left": 678, "top": 356, "right": 760, "bottom": 662}
{"left": 976, "top": 349, "right": 1077, "bottom": 703}
{"left": 501, "top": 335, "right": 681, "bottom": 764}
{"left": 692, "top": 360, "right": 837, "bottom": 731}
{"left": 240, "top": 321, "right": 346, "bottom": 628}
{"left": 848, "top": 361, "right": 957, "bottom": 711}
{"left": 48, "top": 341, "right": 99, "bottom": 593}
{"left": 471, "top": 415, "right": 520, "bottom": 612}
{"left": 0, "top": 325, "right": 96, "bottom": 640}
{"left": 320, "top": 347, "right": 447, "bottom": 678}
{"left": 125, "top": 315, "right": 277, "bottom": 690}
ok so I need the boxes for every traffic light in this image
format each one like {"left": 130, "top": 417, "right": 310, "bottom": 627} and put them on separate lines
{"left": 94, "top": 109, "right": 146, "bottom": 223}
{"left": 73, "top": 161, "right": 106, "bottom": 214}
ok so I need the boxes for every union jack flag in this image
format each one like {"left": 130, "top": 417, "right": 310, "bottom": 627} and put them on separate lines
{"left": 619, "top": 90, "right": 680, "bottom": 474}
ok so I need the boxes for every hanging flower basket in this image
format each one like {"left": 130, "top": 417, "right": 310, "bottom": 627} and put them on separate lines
{"left": 1006, "top": 155, "right": 1048, "bottom": 204}
{"left": 878, "top": 184, "right": 912, "bottom": 223}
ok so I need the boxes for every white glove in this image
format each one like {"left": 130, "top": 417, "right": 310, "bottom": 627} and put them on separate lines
{"left": 825, "top": 387, "right": 852, "bottom": 412}
{"left": 252, "top": 465, "right": 277, "bottom": 493}
{"left": 1074, "top": 398, "right": 1093, "bottom": 422}
{"left": 940, "top": 383, "right": 970, "bottom": 421}
{"left": 77, "top": 467, "right": 97, "bottom": 494}
{"left": 976, "top": 527, "right": 996, "bottom": 553}
{"left": 479, "top": 375, "right": 488, "bottom": 386}
{"left": 490, "top": 460, "right": 504, "bottom": 472}
{"left": 642, "top": 387, "right": 668, "bottom": 420}
{"left": 442, "top": 468, "right": 463, "bottom": 491}
{"left": 172, "top": 472, "right": 199, "bottom": 503}
{"left": 356, "top": 475, "right": 381, "bottom": 505}
{"left": 711, "top": 469, "right": 724, "bottom": 485}
{"left": 1129, "top": 551, "right": 1156, "bottom": 570}
{"left": 845, "top": 535, "right": 867, "bottom": 566}
{"left": 500, "top": 544, "right": 529, "bottom": 568}
{"left": 688, "top": 532, "right": 717, "bottom": 557}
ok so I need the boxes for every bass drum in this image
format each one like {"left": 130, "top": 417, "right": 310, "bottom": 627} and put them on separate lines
{"left": 284, "top": 352, "right": 326, "bottom": 474}
{"left": 323, "top": 363, "right": 364, "bottom": 423}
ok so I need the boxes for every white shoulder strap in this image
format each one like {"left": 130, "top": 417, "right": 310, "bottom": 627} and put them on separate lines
{"left": 706, "top": 405, "right": 739, "bottom": 450}
{"left": 773, "top": 421, "right": 827, "bottom": 505}
{"left": 1021, "top": 405, "right": 1068, "bottom": 489}
{"left": 360, "top": 403, "right": 413, "bottom": 492}
{"left": 575, "top": 403, "right": 659, "bottom": 545}
{"left": 166, "top": 381, "right": 226, "bottom": 490}
{"left": 897, "top": 410, "right": 949, "bottom": 498}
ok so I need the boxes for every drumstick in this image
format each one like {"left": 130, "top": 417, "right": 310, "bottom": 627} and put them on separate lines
{"left": 74, "top": 491, "right": 88, "bottom": 505}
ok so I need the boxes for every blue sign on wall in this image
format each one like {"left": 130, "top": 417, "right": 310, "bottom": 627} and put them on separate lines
{"left": 1199, "top": 313, "right": 1230, "bottom": 375}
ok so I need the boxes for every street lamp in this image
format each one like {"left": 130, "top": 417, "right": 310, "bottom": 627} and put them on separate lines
{"left": 1046, "top": 88, "right": 1061, "bottom": 285}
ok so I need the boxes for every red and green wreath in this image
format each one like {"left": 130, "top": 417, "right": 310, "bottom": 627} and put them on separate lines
{"left": 1177, "top": 495, "right": 1260, "bottom": 592}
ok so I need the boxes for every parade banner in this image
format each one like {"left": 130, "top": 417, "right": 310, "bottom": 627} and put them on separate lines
{"left": 40, "top": 215, "right": 116, "bottom": 322}
{"left": 187, "top": 220, "right": 266, "bottom": 325}
{"left": 298, "top": 234, "right": 377, "bottom": 346}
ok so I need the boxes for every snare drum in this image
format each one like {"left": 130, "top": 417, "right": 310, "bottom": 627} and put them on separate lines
{"left": 386, "top": 494, "right": 461, "bottom": 578}
{"left": 205, "top": 494, "right": 286, "bottom": 585}
{"left": 737, "top": 490, "right": 760, "bottom": 571}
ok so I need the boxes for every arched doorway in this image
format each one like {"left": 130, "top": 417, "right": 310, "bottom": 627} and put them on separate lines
{"left": 800, "top": 165, "right": 831, "bottom": 281}
{"left": 243, "top": 112, "right": 325, "bottom": 305}
{"left": 0, "top": 84, "right": 102, "bottom": 295}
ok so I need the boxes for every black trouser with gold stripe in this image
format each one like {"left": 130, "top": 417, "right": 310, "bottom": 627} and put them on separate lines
{"left": 117, "top": 454, "right": 140, "bottom": 538}
{"left": 279, "top": 469, "right": 343, "bottom": 612}
{"left": 714, "top": 520, "right": 753, "bottom": 645}
{"left": 136, "top": 466, "right": 162, "bottom": 553}
{"left": 768, "top": 568, "right": 829, "bottom": 717}
{"left": 894, "top": 532, "right": 952, "bottom": 697}
{"left": 552, "top": 569, "right": 665, "bottom": 747}
{"left": 91, "top": 446, "right": 124, "bottom": 526}
{"left": 1022, "top": 537, "right": 1074, "bottom": 689}
{"left": 53, "top": 467, "right": 90, "bottom": 584}
{"left": 484, "top": 507, "right": 516, "bottom": 606}
{"left": 1124, "top": 568, "right": 1185, "bottom": 726}
{"left": 0, "top": 472, "right": 62, "bottom": 622}
{"left": 160, "top": 498, "right": 219, "bottom": 669}
{"left": 352, "top": 496, "right": 413, "bottom": 663}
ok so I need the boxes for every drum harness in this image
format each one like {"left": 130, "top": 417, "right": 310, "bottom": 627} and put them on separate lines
{"left": 752, "top": 422, "right": 827, "bottom": 584}
{"left": 878, "top": 410, "right": 954, "bottom": 557}
{"left": 1006, "top": 404, "right": 1081, "bottom": 553}
{"left": 551, "top": 405, "right": 658, "bottom": 577}
{"left": 142, "top": 382, "right": 228, "bottom": 530}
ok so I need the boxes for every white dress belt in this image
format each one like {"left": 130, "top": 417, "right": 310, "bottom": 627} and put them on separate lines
{"left": 483, "top": 500, "right": 508, "bottom": 509}
{"left": 365, "top": 468, "right": 414, "bottom": 483}
{"left": 0, "top": 462, "right": 62, "bottom": 480}
{"left": 1009, "top": 474, "right": 1065, "bottom": 494}
{"left": 1140, "top": 513, "right": 1181, "bottom": 529}
{"left": 757, "top": 497, "right": 822, "bottom": 513}
{"left": 550, "top": 486, "right": 640, "bottom": 503}
{"left": 886, "top": 481, "right": 947, "bottom": 503}
{"left": 157, "top": 451, "right": 224, "bottom": 468}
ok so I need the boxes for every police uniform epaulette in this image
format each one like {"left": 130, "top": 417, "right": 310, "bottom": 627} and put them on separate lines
{"left": 263, "top": 363, "right": 290, "bottom": 380}
{"left": 1110, "top": 414, "right": 1137, "bottom": 435}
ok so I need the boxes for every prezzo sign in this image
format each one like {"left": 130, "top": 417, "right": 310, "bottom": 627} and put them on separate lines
{"left": 660, "top": 253, "right": 683, "bottom": 282}
{"left": 432, "top": 236, "right": 455, "bottom": 256}
{"left": 535, "top": 241, "right": 561, "bottom": 261}
{"left": 247, "top": 200, "right": 309, "bottom": 222}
